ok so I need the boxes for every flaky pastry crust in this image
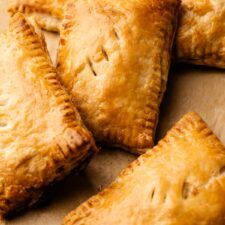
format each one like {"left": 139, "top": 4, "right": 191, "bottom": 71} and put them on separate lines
{"left": 63, "top": 112, "right": 225, "bottom": 225}
{"left": 175, "top": 0, "right": 225, "bottom": 68}
{"left": 0, "top": 13, "right": 97, "bottom": 216}
{"left": 57, "top": 0, "right": 180, "bottom": 154}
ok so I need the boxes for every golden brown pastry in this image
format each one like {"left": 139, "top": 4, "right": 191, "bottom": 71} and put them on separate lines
{"left": 9, "top": 0, "right": 225, "bottom": 69}
{"left": 8, "top": 0, "right": 66, "bottom": 32}
{"left": 56, "top": 0, "right": 180, "bottom": 154}
{"left": 63, "top": 112, "right": 225, "bottom": 225}
{"left": 175, "top": 0, "right": 225, "bottom": 68}
{"left": 0, "top": 12, "right": 97, "bottom": 216}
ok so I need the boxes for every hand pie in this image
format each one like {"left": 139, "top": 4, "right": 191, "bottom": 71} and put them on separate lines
{"left": 0, "top": 13, "right": 97, "bottom": 216}
{"left": 8, "top": 0, "right": 66, "bottom": 32}
{"left": 175, "top": 0, "right": 225, "bottom": 68}
{"left": 56, "top": 0, "right": 180, "bottom": 154}
{"left": 63, "top": 112, "right": 225, "bottom": 225}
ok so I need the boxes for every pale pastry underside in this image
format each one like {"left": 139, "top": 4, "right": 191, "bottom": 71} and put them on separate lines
{"left": 8, "top": 0, "right": 225, "bottom": 68}
{"left": 27, "top": 12, "right": 61, "bottom": 32}
{"left": 63, "top": 112, "right": 225, "bottom": 225}
{"left": 0, "top": 12, "right": 97, "bottom": 216}
{"left": 8, "top": 0, "right": 65, "bottom": 32}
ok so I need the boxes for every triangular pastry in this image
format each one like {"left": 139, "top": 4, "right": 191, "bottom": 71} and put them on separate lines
{"left": 56, "top": 0, "right": 180, "bottom": 154}
{"left": 63, "top": 112, "right": 225, "bottom": 225}
{"left": 0, "top": 13, "right": 97, "bottom": 216}
{"left": 9, "top": 0, "right": 225, "bottom": 69}
{"left": 8, "top": 0, "right": 65, "bottom": 32}
{"left": 175, "top": 0, "right": 225, "bottom": 68}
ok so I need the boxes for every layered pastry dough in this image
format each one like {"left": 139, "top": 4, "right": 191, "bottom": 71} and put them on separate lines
{"left": 56, "top": 0, "right": 179, "bottom": 154}
{"left": 8, "top": 0, "right": 66, "bottom": 32}
{"left": 0, "top": 13, "right": 97, "bottom": 216}
{"left": 9, "top": 0, "right": 225, "bottom": 69}
{"left": 175, "top": 0, "right": 225, "bottom": 68}
{"left": 63, "top": 112, "right": 225, "bottom": 225}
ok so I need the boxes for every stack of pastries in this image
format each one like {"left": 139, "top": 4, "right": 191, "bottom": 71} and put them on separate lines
{"left": 0, "top": 0, "right": 224, "bottom": 224}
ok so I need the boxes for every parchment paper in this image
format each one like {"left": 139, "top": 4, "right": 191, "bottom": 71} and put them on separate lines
{"left": 1, "top": 1, "right": 225, "bottom": 224}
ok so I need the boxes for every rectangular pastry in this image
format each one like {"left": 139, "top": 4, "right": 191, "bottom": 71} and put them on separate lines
{"left": 0, "top": 12, "right": 97, "bottom": 216}
{"left": 63, "top": 112, "right": 225, "bottom": 225}
{"left": 9, "top": 0, "right": 225, "bottom": 69}
{"left": 56, "top": 0, "right": 179, "bottom": 154}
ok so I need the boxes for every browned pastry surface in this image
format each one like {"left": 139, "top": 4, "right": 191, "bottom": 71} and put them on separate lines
{"left": 63, "top": 112, "right": 225, "bottom": 225}
{"left": 0, "top": 12, "right": 97, "bottom": 216}
{"left": 56, "top": 0, "right": 179, "bottom": 154}
{"left": 175, "top": 0, "right": 225, "bottom": 68}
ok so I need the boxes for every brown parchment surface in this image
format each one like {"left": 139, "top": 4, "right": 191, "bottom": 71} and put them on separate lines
{"left": 1, "top": 1, "right": 225, "bottom": 224}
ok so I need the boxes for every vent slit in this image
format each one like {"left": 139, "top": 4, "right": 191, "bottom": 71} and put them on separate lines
{"left": 87, "top": 57, "right": 97, "bottom": 76}
{"left": 101, "top": 46, "right": 109, "bottom": 61}
{"left": 113, "top": 28, "right": 119, "bottom": 40}
{"left": 151, "top": 188, "right": 155, "bottom": 201}
{"left": 182, "top": 182, "right": 189, "bottom": 199}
